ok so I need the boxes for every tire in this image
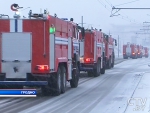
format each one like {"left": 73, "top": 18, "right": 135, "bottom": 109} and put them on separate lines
{"left": 111, "top": 58, "right": 114, "bottom": 68}
{"left": 108, "top": 59, "right": 111, "bottom": 69}
{"left": 101, "top": 61, "right": 105, "bottom": 74}
{"left": 41, "top": 76, "right": 52, "bottom": 96}
{"left": 111, "top": 62, "right": 114, "bottom": 68}
{"left": 41, "top": 67, "right": 61, "bottom": 96}
{"left": 101, "top": 67, "right": 105, "bottom": 74}
{"left": 93, "top": 60, "right": 101, "bottom": 77}
{"left": 70, "top": 65, "right": 79, "bottom": 88}
{"left": 61, "top": 66, "right": 67, "bottom": 94}
{"left": 52, "top": 66, "right": 62, "bottom": 96}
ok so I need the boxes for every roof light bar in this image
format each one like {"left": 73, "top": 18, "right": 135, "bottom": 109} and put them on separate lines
{"left": 28, "top": 9, "right": 49, "bottom": 19}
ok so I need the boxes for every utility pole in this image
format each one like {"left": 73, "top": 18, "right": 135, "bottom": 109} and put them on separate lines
{"left": 118, "top": 35, "right": 119, "bottom": 58}
{"left": 81, "top": 16, "right": 83, "bottom": 27}
{"left": 78, "top": 16, "right": 86, "bottom": 27}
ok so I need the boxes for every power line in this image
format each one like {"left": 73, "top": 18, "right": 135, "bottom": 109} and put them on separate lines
{"left": 97, "top": 0, "right": 111, "bottom": 11}
{"left": 111, "top": 6, "right": 150, "bottom": 24}
{"left": 115, "top": 0, "right": 140, "bottom": 7}
{"left": 104, "top": 0, "right": 112, "bottom": 7}
{"left": 112, "top": 7, "right": 150, "bottom": 9}
{"left": 101, "top": 0, "right": 141, "bottom": 24}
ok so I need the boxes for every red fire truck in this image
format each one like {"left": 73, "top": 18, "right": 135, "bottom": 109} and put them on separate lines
{"left": 79, "top": 28, "right": 106, "bottom": 77}
{"left": 123, "top": 43, "right": 137, "bottom": 59}
{"left": 0, "top": 4, "right": 82, "bottom": 96}
{"left": 123, "top": 42, "right": 131, "bottom": 59}
{"left": 137, "top": 45, "right": 143, "bottom": 58}
{"left": 143, "top": 47, "right": 149, "bottom": 58}
{"left": 103, "top": 33, "right": 117, "bottom": 69}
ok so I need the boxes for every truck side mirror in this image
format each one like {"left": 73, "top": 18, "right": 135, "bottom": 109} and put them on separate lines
{"left": 115, "top": 39, "right": 117, "bottom": 46}
{"left": 81, "top": 27, "right": 85, "bottom": 38}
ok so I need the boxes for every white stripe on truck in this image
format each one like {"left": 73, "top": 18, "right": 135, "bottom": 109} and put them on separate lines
{"left": 9, "top": 19, "right": 23, "bottom": 32}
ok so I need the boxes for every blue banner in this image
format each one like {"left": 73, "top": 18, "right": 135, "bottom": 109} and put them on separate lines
{"left": 0, "top": 89, "right": 37, "bottom": 95}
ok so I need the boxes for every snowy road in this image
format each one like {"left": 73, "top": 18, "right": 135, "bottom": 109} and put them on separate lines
{"left": 0, "top": 58, "right": 149, "bottom": 113}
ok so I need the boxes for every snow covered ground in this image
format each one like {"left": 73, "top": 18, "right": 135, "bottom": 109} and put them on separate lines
{"left": 125, "top": 67, "right": 150, "bottom": 113}
{"left": 1, "top": 58, "right": 150, "bottom": 113}
{"left": 90, "top": 58, "right": 150, "bottom": 113}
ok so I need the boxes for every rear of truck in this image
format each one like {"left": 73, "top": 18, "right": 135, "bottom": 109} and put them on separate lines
{"left": 130, "top": 44, "right": 137, "bottom": 59}
{"left": 0, "top": 19, "right": 49, "bottom": 89}
{"left": 79, "top": 31, "right": 95, "bottom": 71}
{"left": 123, "top": 45, "right": 127, "bottom": 59}
{"left": 79, "top": 30, "right": 102, "bottom": 77}
{"left": 123, "top": 43, "right": 131, "bottom": 59}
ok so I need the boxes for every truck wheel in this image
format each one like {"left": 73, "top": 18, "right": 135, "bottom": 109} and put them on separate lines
{"left": 101, "top": 67, "right": 105, "bottom": 74}
{"left": 41, "top": 73, "right": 59, "bottom": 96}
{"left": 108, "top": 59, "right": 111, "bottom": 69}
{"left": 52, "top": 67, "right": 62, "bottom": 96}
{"left": 70, "top": 66, "right": 79, "bottom": 88}
{"left": 111, "top": 59, "right": 114, "bottom": 68}
{"left": 61, "top": 66, "right": 67, "bottom": 94}
{"left": 111, "top": 63, "right": 114, "bottom": 68}
{"left": 93, "top": 60, "right": 101, "bottom": 77}
{"left": 101, "top": 61, "right": 105, "bottom": 74}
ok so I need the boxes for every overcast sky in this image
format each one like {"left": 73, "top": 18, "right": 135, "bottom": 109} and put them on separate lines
{"left": 1, "top": 0, "right": 150, "bottom": 46}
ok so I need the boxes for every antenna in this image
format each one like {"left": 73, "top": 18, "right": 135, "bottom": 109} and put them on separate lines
{"left": 46, "top": 8, "right": 48, "bottom": 14}
{"left": 40, "top": 8, "right": 42, "bottom": 13}
{"left": 109, "top": 30, "right": 110, "bottom": 36}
